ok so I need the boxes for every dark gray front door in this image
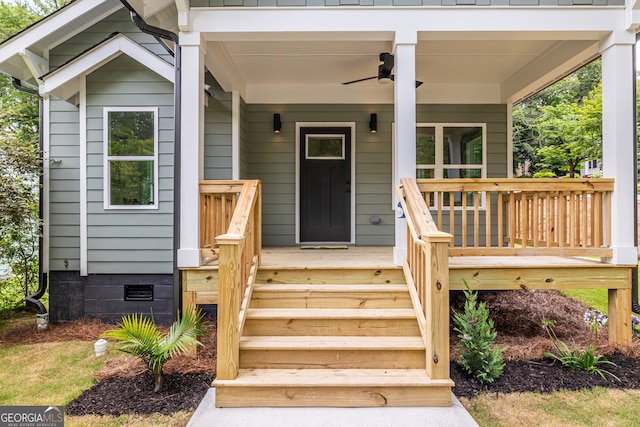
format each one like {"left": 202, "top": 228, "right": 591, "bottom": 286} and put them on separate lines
{"left": 299, "top": 127, "right": 351, "bottom": 242}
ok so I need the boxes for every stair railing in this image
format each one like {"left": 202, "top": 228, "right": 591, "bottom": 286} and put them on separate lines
{"left": 215, "top": 179, "right": 262, "bottom": 381}
{"left": 397, "top": 178, "right": 452, "bottom": 381}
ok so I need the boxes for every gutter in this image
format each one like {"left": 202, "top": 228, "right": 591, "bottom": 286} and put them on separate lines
{"left": 11, "top": 78, "right": 47, "bottom": 316}
{"left": 633, "top": 35, "right": 640, "bottom": 314}
{"left": 119, "top": 0, "right": 183, "bottom": 318}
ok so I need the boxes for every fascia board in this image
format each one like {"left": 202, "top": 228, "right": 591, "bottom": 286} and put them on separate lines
{"left": 42, "top": 35, "right": 174, "bottom": 97}
{"left": 0, "top": 0, "right": 116, "bottom": 63}
{"left": 191, "top": 7, "right": 624, "bottom": 36}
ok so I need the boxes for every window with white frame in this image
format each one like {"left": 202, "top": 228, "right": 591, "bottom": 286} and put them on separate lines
{"left": 104, "top": 108, "right": 158, "bottom": 209}
{"left": 417, "top": 123, "right": 486, "bottom": 207}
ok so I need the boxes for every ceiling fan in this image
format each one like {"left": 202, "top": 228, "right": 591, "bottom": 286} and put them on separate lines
{"left": 342, "top": 52, "right": 423, "bottom": 88}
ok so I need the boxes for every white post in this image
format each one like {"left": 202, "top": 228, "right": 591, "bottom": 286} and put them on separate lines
{"left": 177, "top": 32, "right": 205, "bottom": 268}
{"left": 601, "top": 37, "right": 637, "bottom": 265}
{"left": 393, "top": 31, "right": 417, "bottom": 266}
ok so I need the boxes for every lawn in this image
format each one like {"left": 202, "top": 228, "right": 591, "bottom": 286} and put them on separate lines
{"left": 0, "top": 313, "right": 195, "bottom": 427}
{"left": 1, "top": 286, "right": 638, "bottom": 427}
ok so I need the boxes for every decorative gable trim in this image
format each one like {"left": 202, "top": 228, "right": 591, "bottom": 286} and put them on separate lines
{"left": 41, "top": 33, "right": 174, "bottom": 100}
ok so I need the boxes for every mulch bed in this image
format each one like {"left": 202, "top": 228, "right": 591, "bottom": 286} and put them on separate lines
{"left": 66, "top": 372, "right": 214, "bottom": 416}
{"left": 4, "top": 290, "right": 640, "bottom": 416}
{"left": 452, "top": 353, "right": 640, "bottom": 399}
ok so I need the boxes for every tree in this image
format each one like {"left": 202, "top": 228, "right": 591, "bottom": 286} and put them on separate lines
{"left": 0, "top": 0, "right": 70, "bottom": 309}
{"left": 533, "top": 84, "right": 602, "bottom": 178}
{"left": 513, "top": 59, "right": 602, "bottom": 176}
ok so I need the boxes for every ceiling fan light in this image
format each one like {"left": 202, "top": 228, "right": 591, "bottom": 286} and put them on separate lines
{"left": 378, "top": 76, "right": 393, "bottom": 85}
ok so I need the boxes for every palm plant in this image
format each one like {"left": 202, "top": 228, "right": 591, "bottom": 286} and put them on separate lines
{"left": 101, "top": 305, "right": 205, "bottom": 392}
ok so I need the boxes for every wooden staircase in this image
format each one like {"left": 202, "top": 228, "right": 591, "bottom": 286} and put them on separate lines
{"left": 213, "top": 268, "right": 454, "bottom": 407}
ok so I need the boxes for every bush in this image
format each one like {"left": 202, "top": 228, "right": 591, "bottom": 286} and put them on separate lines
{"left": 452, "top": 281, "right": 505, "bottom": 383}
{"left": 102, "top": 305, "right": 205, "bottom": 392}
{"left": 542, "top": 314, "right": 618, "bottom": 381}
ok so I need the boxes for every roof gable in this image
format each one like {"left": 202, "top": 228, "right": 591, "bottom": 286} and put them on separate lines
{"left": 41, "top": 33, "right": 173, "bottom": 100}
{"left": 0, "top": 0, "right": 122, "bottom": 83}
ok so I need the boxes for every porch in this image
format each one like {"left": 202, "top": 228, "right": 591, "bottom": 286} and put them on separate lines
{"left": 180, "top": 178, "right": 634, "bottom": 408}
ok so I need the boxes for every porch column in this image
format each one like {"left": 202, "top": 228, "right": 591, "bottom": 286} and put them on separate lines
{"left": 177, "top": 32, "right": 205, "bottom": 268}
{"left": 601, "top": 36, "right": 637, "bottom": 265}
{"left": 393, "top": 31, "right": 418, "bottom": 266}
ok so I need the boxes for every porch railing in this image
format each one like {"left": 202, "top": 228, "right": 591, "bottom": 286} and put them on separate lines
{"left": 416, "top": 178, "right": 613, "bottom": 258}
{"left": 397, "top": 178, "right": 452, "bottom": 381}
{"left": 206, "top": 179, "right": 262, "bottom": 381}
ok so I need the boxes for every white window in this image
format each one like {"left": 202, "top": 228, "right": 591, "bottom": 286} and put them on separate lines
{"left": 417, "top": 123, "right": 486, "bottom": 179}
{"left": 103, "top": 107, "right": 158, "bottom": 209}
{"left": 417, "top": 123, "right": 486, "bottom": 209}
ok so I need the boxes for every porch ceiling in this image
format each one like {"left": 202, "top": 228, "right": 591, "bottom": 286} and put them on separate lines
{"left": 206, "top": 35, "right": 601, "bottom": 104}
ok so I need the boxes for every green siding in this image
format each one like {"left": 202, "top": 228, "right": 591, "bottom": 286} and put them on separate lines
{"left": 85, "top": 56, "right": 174, "bottom": 275}
{"left": 49, "top": 9, "right": 173, "bottom": 68}
{"left": 48, "top": 98, "right": 81, "bottom": 272}
{"left": 204, "top": 76, "right": 232, "bottom": 180}
{"left": 246, "top": 103, "right": 507, "bottom": 247}
{"left": 192, "top": 0, "right": 623, "bottom": 6}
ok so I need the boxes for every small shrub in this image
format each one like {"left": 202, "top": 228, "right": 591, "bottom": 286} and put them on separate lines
{"left": 452, "top": 280, "right": 505, "bottom": 384}
{"left": 542, "top": 313, "right": 618, "bottom": 381}
{"left": 102, "top": 305, "right": 205, "bottom": 392}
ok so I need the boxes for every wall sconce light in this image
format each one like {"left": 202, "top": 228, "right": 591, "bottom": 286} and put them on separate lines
{"left": 273, "top": 113, "right": 281, "bottom": 134}
{"left": 369, "top": 113, "right": 377, "bottom": 134}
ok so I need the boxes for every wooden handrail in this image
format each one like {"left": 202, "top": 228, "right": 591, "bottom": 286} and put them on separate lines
{"left": 416, "top": 178, "right": 613, "bottom": 258}
{"left": 398, "top": 178, "right": 452, "bottom": 381}
{"left": 212, "top": 180, "right": 262, "bottom": 381}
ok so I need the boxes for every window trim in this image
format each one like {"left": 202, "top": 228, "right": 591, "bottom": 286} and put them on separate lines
{"left": 417, "top": 122, "right": 487, "bottom": 210}
{"left": 416, "top": 123, "right": 487, "bottom": 179}
{"left": 103, "top": 107, "right": 159, "bottom": 210}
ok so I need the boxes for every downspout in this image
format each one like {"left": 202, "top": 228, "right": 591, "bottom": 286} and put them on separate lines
{"left": 11, "top": 77, "right": 47, "bottom": 316}
{"left": 632, "top": 35, "right": 640, "bottom": 314}
{"left": 119, "top": 0, "right": 183, "bottom": 318}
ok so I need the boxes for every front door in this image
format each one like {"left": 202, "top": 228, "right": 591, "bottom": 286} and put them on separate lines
{"left": 299, "top": 126, "right": 351, "bottom": 243}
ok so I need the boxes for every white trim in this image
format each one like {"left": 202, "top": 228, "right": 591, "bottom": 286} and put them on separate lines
{"left": 416, "top": 123, "right": 487, "bottom": 180}
{"left": 41, "top": 34, "right": 174, "bottom": 99}
{"left": 42, "top": 97, "right": 50, "bottom": 274}
{"left": 178, "top": 37, "right": 205, "bottom": 268}
{"left": 507, "top": 103, "right": 514, "bottom": 178}
{"left": 0, "top": 0, "right": 119, "bottom": 64}
{"left": 18, "top": 49, "right": 48, "bottom": 83}
{"left": 79, "top": 78, "right": 87, "bottom": 277}
{"left": 295, "top": 122, "right": 356, "bottom": 245}
{"left": 232, "top": 90, "right": 240, "bottom": 180}
{"left": 102, "top": 107, "right": 159, "bottom": 210}
{"left": 192, "top": 7, "right": 625, "bottom": 35}
{"left": 305, "top": 134, "right": 345, "bottom": 160}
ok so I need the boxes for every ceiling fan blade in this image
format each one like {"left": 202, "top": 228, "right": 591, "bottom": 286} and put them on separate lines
{"left": 342, "top": 76, "right": 378, "bottom": 85}
{"left": 386, "top": 75, "right": 424, "bottom": 88}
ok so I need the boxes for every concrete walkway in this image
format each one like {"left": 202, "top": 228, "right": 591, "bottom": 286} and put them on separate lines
{"left": 187, "top": 389, "right": 479, "bottom": 427}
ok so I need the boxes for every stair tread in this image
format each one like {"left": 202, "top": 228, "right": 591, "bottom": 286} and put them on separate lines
{"left": 253, "top": 284, "right": 408, "bottom": 292}
{"left": 215, "top": 369, "right": 454, "bottom": 387}
{"left": 240, "top": 335, "right": 424, "bottom": 350}
{"left": 246, "top": 308, "right": 416, "bottom": 319}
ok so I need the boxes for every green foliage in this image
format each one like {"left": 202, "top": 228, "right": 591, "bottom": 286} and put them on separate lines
{"left": 101, "top": 306, "right": 205, "bottom": 392}
{"left": 541, "top": 318, "right": 618, "bottom": 381}
{"left": 0, "top": 2, "right": 43, "bottom": 312}
{"left": 513, "top": 60, "right": 603, "bottom": 177}
{"left": 533, "top": 170, "right": 557, "bottom": 178}
{"left": 452, "top": 281, "right": 505, "bottom": 384}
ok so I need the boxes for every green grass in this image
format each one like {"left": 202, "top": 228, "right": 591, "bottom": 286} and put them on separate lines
{"left": 559, "top": 288, "right": 609, "bottom": 315}
{"left": 0, "top": 341, "right": 105, "bottom": 406}
{"left": 0, "top": 313, "right": 197, "bottom": 426}
{"left": 465, "top": 388, "right": 640, "bottom": 427}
